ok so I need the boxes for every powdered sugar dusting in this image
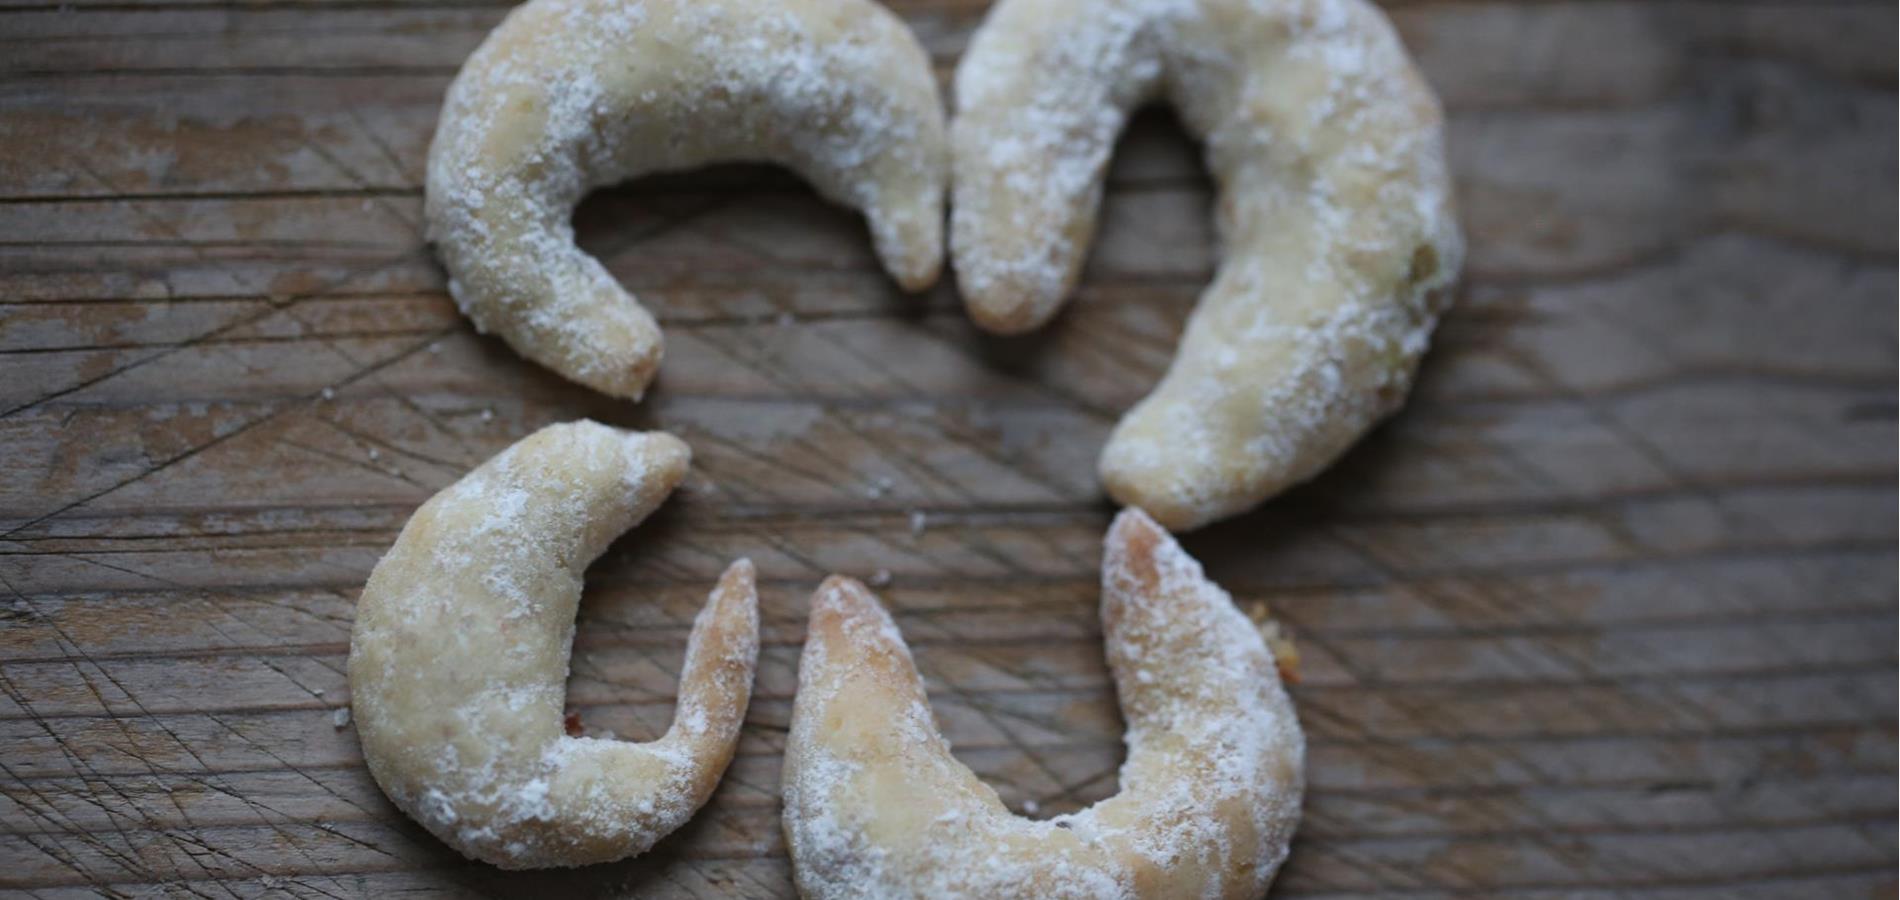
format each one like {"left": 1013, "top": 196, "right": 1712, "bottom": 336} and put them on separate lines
{"left": 426, "top": 0, "right": 947, "bottom": 400}
{"left": 348, "top": 421, "right": 760, "bottom": 869}
{"left": 783, "top": 509, "right": 1304, "bottom": 897}
{"left": 952, "top": 0, "right": 1463, "bottom": 528}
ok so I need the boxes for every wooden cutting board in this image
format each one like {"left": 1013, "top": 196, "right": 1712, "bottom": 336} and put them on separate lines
{"left": 1, "top": 1, "right": 1895, "bottom": 896}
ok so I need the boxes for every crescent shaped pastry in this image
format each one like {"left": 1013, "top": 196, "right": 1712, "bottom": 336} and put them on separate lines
{"left": 783, "top": 508, "right": 1304, "bottom": 898}
{"left": 950, "top": 0, "right": 1464, "bottom": 530}
{"left": 348, "top": 421, "right": 760, "bottom": 869}
{"left": 427, "top": 0, "right": 948, "bottom": 400}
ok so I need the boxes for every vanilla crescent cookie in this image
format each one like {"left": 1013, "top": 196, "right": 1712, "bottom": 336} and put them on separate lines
{"left": 783, "top": 508, "right": 1304, "bottom": 898}
{"left": 951, "top": 0, "right": 1464, "bottom": 530}
{"left": 427, "top": 0, "right": 947, "bottom": 399}
{"left": 347, "top": 421, "right": 759, "bottom": 869}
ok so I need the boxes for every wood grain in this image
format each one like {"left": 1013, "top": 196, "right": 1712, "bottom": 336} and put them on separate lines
{"left": 0, "top": 0, "right": 1895, "bottom": 897}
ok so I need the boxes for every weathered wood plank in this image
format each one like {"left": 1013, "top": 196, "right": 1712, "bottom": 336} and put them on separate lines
{"left": 3, "top": 610, "right": 1893, "bottom": 723}
{"left": 3, "top": 814, "right": 1893, "bottom": 894}
{"left": 27, "top": 868, "right": 1899, "bottom": 900}
{"left": 4, "top": 670, "right": 1892, "bottom": 783}
{"left": 1, "top": 2, "right": 1892, "bottom": 88}
{"left": 3, "top": 548, "right": 1893, "bottom": 665}
{"left": 2, "top": 483, "right": 1893, "bottom": 597}
{"left": 4, "top": 62, "right": 1891, "bottom": 268}
{"left": 0, "top": 0, "right": 1893, "bottom": 893}
{"left": 7, "top": 763, "right": 1892, "bottom": 844}
{"left": 0, "top": 291, "right": 1891, "bottom": 529}
{"left": 0, "top": 5, "right": 1888, "bottom": 221}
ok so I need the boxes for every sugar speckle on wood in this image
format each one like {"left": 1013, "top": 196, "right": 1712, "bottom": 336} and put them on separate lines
{"left": 320, "top": 387, "right": 335, "bottom": 400}
{"left": 332, "top": 707, "right": 351, "bottom": 729}
{"left": 868, "top": 568, "right": 893, "bottom": 588}
{"left": 908, "top": 510, "right": 928, "bottom": 535}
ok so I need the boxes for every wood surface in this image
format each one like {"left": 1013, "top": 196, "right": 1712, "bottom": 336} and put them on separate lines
{"left": 1, "top": 0, "right": 1896, "bottom": 896}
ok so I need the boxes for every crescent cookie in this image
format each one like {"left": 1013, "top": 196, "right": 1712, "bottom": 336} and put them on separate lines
{"left": 348, "top": 421, "right": 760, "bottom": 869}
{"left": 783, "top": 508, "right": 1304, "bottom": 898}
{"left": 951, "top": 0, "right": 1464, "bottom": 530}
{"left": 427, "top": 0, "right": 947, "bottom": 400}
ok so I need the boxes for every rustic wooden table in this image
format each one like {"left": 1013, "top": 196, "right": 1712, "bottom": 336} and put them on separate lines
{"left": 2, "top": 1, "right": 1895, "bottom": 897}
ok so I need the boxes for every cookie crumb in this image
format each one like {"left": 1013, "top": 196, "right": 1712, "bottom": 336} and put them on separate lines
{"left": 1249, "top": 603, "right": 1301, "bottom": 684}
